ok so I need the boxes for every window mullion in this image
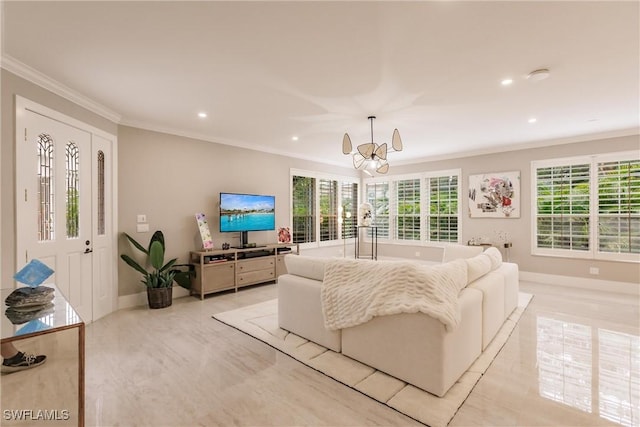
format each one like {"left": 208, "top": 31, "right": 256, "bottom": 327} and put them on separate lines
{"left": 590, "top": 157, "right": 598, "bottom": 258}
{"left": 315, "top": 178, "right": 321, "bottom": 243}
{"left": 421, "top": 178, "right": 427, "bottom": 243}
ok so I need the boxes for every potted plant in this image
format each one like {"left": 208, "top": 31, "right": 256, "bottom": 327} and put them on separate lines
{"left": 120, "top": 230, "right": 179, "bottom": 309}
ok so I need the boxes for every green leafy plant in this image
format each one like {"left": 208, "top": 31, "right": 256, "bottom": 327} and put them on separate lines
{"left": 120, "top": 230, "right": 178, "bottom": 288}
{"left": 171, "top": 263, "right": 194, "bottom": 290}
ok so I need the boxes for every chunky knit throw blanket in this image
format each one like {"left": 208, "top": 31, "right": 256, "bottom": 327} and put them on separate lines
{"left": 321, "top": 258, "right": 468, "bottom": 332}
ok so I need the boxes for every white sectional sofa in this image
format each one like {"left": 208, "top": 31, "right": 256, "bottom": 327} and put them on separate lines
{"left": 277, "top": 246, "right": 519, "bottom": 397}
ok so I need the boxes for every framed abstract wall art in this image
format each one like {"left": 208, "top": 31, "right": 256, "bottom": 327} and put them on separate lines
{"left": 468, "top": 171, "right": 520, "bottom": 218}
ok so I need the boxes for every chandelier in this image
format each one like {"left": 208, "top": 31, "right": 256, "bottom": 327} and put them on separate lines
{"left": 342, "top": 116, "right": 403, "bottom": 175}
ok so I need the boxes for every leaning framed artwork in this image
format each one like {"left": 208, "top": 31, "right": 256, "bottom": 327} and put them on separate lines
{"left": 468, "top": 170, "right": 520, "bottom": 218}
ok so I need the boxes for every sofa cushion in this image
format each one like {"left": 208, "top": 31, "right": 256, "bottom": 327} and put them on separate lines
{"left": 442, "top": 244, "right": 483, "bottom": 262}
{"left": 468, "top": 271, "right": 505, "bottom": 350}
{"left": 277, "top": 274, "right": 342, "bottom": 352}
{"left": 496, "top": 262, "right": 519, "bottom": 318}
{"left": 465, "top": 254, "right": 492, "bottom": 284}
{"left": 283, "top": 254, "right": 328, "bottom": 281}
{"left": 483, "top": 246, "right": 503, "bottom": 270}
{"left": 341, "top": 287, "right": 483, "bottom": 397}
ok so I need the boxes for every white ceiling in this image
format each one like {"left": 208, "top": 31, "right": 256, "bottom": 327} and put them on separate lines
{"left": 3, "top": 1, "right": 639, "bottom": 169}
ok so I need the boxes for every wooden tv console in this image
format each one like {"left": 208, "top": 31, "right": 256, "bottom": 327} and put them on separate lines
{"left": 189, "top": 243, "right": 299, "bottom": 300}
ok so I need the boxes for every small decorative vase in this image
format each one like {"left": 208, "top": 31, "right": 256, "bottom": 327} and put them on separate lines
{"left": 147, "top": 287, "right": 172, "bottom": 309}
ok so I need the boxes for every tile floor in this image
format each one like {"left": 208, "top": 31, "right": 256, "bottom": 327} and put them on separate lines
{"left": 81, "top": 280, "right": 639, "bottom": 426}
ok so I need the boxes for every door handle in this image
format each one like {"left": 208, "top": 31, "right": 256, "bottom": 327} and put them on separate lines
{"left": 84, "top": 248, "right": 93, "bottom": 254}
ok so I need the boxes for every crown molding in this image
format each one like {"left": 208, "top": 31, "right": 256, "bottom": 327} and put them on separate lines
{"left": 119, "top": 118, "right": 350, "bottom": 169}
{"left": 1, "top": 54, "right": 122, "bottom": 123}
{"left": 395, "top": 127, "right": 640, "bottom": 166}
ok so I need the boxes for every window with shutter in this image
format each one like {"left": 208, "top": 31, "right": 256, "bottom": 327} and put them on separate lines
{"left": 340, "top": 182, "right": 358, "bottom": 239}
{"left": 532, "top": 151, "right": 639, "bottom": 262}
{"left": 319, "top": 179, "right": 338, "bottom": 241}
{"left": 292, "top": 175, "right": 316, "bottom": 244}
{"left": 535, "top": 163, "right": 591, "bottom": 252}
{"left": 365, "top": 182, "right": 389, "bottom": 238}
{"left": 426, "top": 173, "right": 459, "bottom": 243}
{"left": 291, "top": 170, "right": 359, "bottom": 246}
{"left": 598, "top": 158, "right": 640, "bottom": 254}
{"left": 394, "top": 179, "right": 421, "bottom": 240}
{"left": 365, "top": 170, "right": 461, "bottom": 244}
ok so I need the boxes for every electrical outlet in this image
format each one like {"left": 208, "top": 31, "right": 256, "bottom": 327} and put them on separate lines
{"left": 415, "top": 251, "right": 421, "bottom": 257}
{"left": 136, "top": 223, "right": 150, "bottom": 233}
{"left": 589, "top": 267, "right": 599, "bottom": 275}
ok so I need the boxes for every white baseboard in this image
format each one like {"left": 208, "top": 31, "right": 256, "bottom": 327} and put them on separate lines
{"left": 520, "top": 271, "right": 640, "bottom": 296}
{"left": 117, "top": 286, "right": 191, "bottom": 310}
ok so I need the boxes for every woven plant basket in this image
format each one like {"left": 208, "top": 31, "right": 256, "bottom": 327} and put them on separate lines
{"left": 147, "top": 287, "right": 172, "bottom": 309}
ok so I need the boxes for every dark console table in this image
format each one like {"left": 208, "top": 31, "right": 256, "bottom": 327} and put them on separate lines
{"left": 355, "top": 226, "right": 378, "bottom": 260}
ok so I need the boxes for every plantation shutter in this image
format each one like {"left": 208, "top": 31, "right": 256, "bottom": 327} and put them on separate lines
{"left": 426, "top": 174, "right": 459, "bottom": 242}
{"left": 366, "top": 182, "right": 389, "bottom": 238}
{"left": 319, "top": 179, "right": 338, "bottom": 241}
{"left": 394, "top": 179, "right": 421, "bottom": 240}
{"left": 292, "top": 175, "right": 315, "bottom": 243}
{"left": 340, "top": 182, "right": 358, "bottom": 239}
{"left": 535, "top": 163, "right": 591, "bottom": 251}
{"left": 598, "top": 159, "right": 640, "bottom": 254}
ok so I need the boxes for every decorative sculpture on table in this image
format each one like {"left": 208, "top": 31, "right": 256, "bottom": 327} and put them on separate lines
{"left": 6, "top": 259, "right": 56, "bottom": 327}
{"left": 359, "top": 202, "right": 373, "bottom": 226}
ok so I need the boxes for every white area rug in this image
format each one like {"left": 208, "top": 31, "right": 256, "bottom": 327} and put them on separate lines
{"left": 213, "top": 293, "right": 533, "bottom": 427}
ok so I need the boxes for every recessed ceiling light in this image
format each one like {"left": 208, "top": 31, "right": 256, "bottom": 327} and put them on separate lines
{"left": 197, "top": 112, "right": 207, "bottom": 118}
{"left": 292, "top": 136, "right": 299, "bottom": 141}
{"left": 588, "top": 118, "right": 599, "bottom": 122}
{"left": 528, "top": 118, "right": 537, "bottom": 123}
{"left": 527, "top": 69, "right": 550, "bottom": 82}
{"left": 501, "top": 78, "right": 513, "bottom": 86}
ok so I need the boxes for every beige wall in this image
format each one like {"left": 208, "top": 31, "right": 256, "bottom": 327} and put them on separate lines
{"left": 389, "top": 134, "right": 640, "bottom": 285}
{"left": 2, "top": 68, "right": 638, "bottom": 298}
{"left": 0, "top": 70, "right": 118, "bottom": 286}
{"left": 117, "top": 126, "right": 358, "bottom": 296}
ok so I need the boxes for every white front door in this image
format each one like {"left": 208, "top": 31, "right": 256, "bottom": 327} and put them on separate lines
{"left": 16, "top": 98, "right": 116, "bottom": 323}
{"left": 91, "top": 134, "right": 115, "bottom": 321}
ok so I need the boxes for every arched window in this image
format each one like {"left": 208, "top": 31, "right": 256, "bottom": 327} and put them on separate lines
{"left": 66, "top": 141, "right": 80, "bottom": 238}
{"left": 37, "top": 134, "right": 55, "bottom": 241}
{"left": 97, "top": 150, "right": 105, "bottom": 235}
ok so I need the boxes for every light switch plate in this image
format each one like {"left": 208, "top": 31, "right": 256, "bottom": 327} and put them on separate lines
{"left": 137, "top": 214, "right": 147, "bottom": 223}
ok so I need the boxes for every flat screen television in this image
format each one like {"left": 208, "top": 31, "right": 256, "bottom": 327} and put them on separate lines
{"left": 219, "top": 192, "right": 275, "bottom": 248}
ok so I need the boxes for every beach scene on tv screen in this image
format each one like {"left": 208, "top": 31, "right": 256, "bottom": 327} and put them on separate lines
{"left": 220, "top": 193, "right": 275, "bottom": 232}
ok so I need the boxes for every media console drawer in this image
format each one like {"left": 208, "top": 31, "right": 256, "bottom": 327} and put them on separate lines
{"left": 237, "top": 257, "right": 275, "bottom": 272}
{"left": 237, "top": 257, "right": 276, "bottom": 287}
{"left": 237, "top": 268, "right": 275, "bottom": 286}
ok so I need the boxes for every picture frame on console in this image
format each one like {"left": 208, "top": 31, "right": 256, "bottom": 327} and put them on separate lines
{"left": 277, "top": 227, "right": 291, "bottom": 244}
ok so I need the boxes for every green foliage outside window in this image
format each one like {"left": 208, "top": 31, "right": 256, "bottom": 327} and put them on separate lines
{"left": 535, "top": 157, "right": 640, "bottom": 255}
{"left": 428, "top": 176, "right": 458, "bottom": 242}
{"left": 292, "top": 176, "right": 315, "bottom": 243}
{"left": 66, "top": 188, "right": 79, "bottom": 238}
{"left": 598, "top": 160, "right": 640, "bottom": 253}
{"left": 536, "top": 164, "right": 590, "bottom": 251}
